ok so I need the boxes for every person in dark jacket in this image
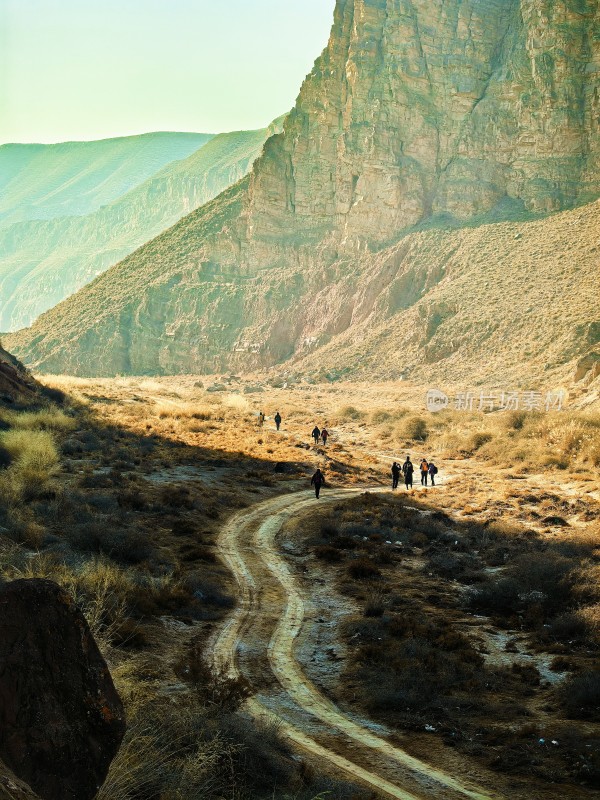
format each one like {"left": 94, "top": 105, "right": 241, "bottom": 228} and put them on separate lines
{"left": 420, "top": 458, "right": 429, "bottom": 486}
{"left": 310, "top": 468, "right": 325, "bottom": 498}
{"left": 274, "top": 411, "right": 282, "bottom": 431}
{"left": 321, "top": 428, "right": 329, "bottom": 445}
{"left": 402, "top": 456, "right": 414, "bottom": 489}
{"left": 391, "top": 461, "right": 401, "bottom": 490}
{"left": 428, "top": 461, "right": 439, "bottom": 486}
{"left": 312, "top": 426, "right": 321, "bottom": 444}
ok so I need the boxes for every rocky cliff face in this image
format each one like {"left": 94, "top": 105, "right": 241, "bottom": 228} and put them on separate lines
{"left": 8, "top": 0, "right": 600, "bottom": 383}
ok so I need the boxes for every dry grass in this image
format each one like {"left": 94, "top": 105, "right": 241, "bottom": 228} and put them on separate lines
{"left": 2, "top": 374, "right": 598, "bottom": 797}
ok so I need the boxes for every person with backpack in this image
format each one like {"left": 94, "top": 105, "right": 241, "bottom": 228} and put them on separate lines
{"left": 274, "top": 411, "right": 282, "bottom": 431}
{"left": 321, "top": 428, "right": 329, "bottom": 445}
{"left": 420, "top": 458, "right": 429, "bottom": 486}
{"left": 312, "top": 426, "right": 321, "bottom": 444}
{"left": 391, "top": 461, "right": 401, "bottom": 490}
{"left": 310, "top": 468, "right": 325, "bottom": 498}
{"left": 402, "top": 456, "right": 414, "bottom": 489}
{"left": 428, "top": 461, "right": 439, "bottom": 486}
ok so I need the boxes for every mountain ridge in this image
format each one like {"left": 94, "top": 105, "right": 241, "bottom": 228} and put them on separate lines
{"left": 7, "top": 0, "right": 600, "bottom": 386}
{"left": 0, "top": 120, "right": 284, "bottom": 330}
{"left": 0, "top": 132, "right": 214, "bottom": 226}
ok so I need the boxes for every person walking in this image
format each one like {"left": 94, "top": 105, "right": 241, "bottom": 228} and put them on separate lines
{"left": 274, "top": 411, "right": 282, "bottom": 431}
{"left": 402, "top": 456, "right": 414, "bottom": 489}
{"left": 428, "top": 461, "right": 438, "bottom": 486}
{"left": 420, "top": 458, "right": 429, "bottom": 486}
{"left": 312, "top": 426, "right": 321, "bottom": 445}
{"left": 258, "top": 411, "right": 265, "bottom": 428}
{"left": 310, "top": 468, "right": 325, "bottom": 499}
{"left": 321, "top": 428, "right": 329, "bottom": 445}
{"left": 391, "top": 461, "right": 401, "bottom": 490}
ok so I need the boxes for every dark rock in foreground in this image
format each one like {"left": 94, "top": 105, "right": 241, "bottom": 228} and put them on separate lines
{"left": 0, "top": 579, "right": 126, "bottom": 800}
{"left": 0, "top": 760, "right": 43, "bottom": 800}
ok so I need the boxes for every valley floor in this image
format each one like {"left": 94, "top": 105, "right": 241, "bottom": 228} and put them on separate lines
{"left": 1, "top": 375, "right": 598, "bottom": 799}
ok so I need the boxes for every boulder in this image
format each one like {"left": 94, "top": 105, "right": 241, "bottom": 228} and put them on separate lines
{"left": 0, "top": 579, "right": 126, "bottom": 800}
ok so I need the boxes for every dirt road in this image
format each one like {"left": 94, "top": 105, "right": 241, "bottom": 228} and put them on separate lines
{"left": 210, "top": 488, "right": 500, "bottom": 800}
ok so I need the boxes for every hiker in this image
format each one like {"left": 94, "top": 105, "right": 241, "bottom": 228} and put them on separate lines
{"left": 321, "top": 428, "right": 329, "bottom": 445}
{"left": 274, "top": 411, "right": 282, "bottom": 431}
{"left": 428, "top": 461, "right": 439, "bottom": 486}
{"left": 391, "top": 461, "right": 401, "bottom": 490}
{"left": 312, "top": 425, "right": 321, "bottom": 444}
{"left": 258, "top": 411, "right": 265, "bottom": 428}
{"left": 420, "top": 457, "right": 429, "bottom": 486}
{"left": 402, "top": 456, "right": 414, "bottom": 489}
{"left": 310, "top": 468, "right": 325, "bottom": 499}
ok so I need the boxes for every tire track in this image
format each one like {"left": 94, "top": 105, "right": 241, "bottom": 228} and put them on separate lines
{"left": 210, "top": 489, "right": 500, "bottom": 800}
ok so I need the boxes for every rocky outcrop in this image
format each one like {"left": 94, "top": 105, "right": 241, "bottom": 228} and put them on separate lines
{"left": 0, "top": 579, "right": 126, "bottom": 800}
{"left": 7, "top": 0, "right": 600, "bottom": 383}
{"left": 0, "top": 345, "right": 38, "bottom": 404}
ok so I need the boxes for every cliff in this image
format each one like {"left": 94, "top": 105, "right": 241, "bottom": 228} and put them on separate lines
{"left": 8, "top": 0, "right": 600, "bottom": 385}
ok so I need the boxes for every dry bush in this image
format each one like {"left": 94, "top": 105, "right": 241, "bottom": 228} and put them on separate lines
{"left": 397, "top": 415, "right": 428, "bottom": 442}
{"left": 347, "top": 558, "right": 381, "bottom": 580}
{"left": 4, "top": 407, "right": 76, "bottom": 432}
{"left": 337, "top": 405, "right": 365, "bottom": 422}
{"left": 561, "top": 671, "right": 600, "bottom": 720}
{"left": 467, "top": 430, "right": 494, "bottom": 452}
{"left": 0, "top": 428, "right": 60, "bottom": 501}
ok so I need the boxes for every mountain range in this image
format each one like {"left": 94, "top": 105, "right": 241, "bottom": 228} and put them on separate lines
{"left": 0, "top": 122, "right": 283, "bottom": 331}
{"left": 6, "top": 0, "right": 600, "bottom": 393}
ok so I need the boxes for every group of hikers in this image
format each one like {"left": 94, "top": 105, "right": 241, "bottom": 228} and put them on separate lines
{"left": 391, "top": 457, "right": 438, "bottom": 489}
{"left": 257, "top": 410, "right": 283, "bottom": 430}
{"left": 310, "top": 457, "right": 439, "bottom": 499}
{"left": 311, "top": 426, "right": 329, "bottom": 445}
{"left": 254, "top": 409, "right": 439, "bottom": 498}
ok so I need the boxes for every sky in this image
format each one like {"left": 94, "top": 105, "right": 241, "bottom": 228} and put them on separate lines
{"left": 0, "top": 0, "right": 336, "bottom": 144}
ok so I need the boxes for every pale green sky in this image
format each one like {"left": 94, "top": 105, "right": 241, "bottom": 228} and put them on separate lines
{"left": 1, "top": 0, "right": 336, "bottom": 144}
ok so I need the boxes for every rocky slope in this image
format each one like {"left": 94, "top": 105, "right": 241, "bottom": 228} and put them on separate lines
{"left": 0, "top": 344, "right": 39, "bottom": 404}
{"left": 0, "top": 121, "right": 283, "bottom": 331}
{"left": 8, "top": 0, "right": 600, "bottom": 386}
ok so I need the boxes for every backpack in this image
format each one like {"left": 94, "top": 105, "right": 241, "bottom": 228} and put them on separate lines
{"left": 431, "top": 464, "right": 438, "bottom": 475}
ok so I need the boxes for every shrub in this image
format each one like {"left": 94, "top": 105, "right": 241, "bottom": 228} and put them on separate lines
{"left": 337, "top": 405, "right": 365, "bottom": 421}
{"left": 314, "top": 545, "right": 343, "bottom": 562}
{"left": 364, "top": 591, "right": 386, "bottom": 617}
{"left": 561, "top": 671, "right": 600, "bottom": 719}
{"left": 468, "top": 431, "right": 494, "bottom": 451}
{"left": 11, "top": 408, "right": 76, "bottom": 432}
{"left": 0, "top": 428, "right": 60, "bottom": 500}
{"left": 398, "top": 415, "right": 428, "bottom": 441}
{"left": 347, "top": 558, "right": 381, "bottom": 580}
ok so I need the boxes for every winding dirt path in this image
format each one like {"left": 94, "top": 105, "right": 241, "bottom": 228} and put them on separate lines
{"left": 210, "top": 488, "right": 501, "bottom": 800}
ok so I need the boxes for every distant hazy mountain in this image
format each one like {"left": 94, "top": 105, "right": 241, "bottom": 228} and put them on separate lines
{"left": 9, "top": 0, "right": 599, "bottom": 391}
{"left": 0, "top": 121, "right": 283, "bottom": 331}
{"left": 0, "top": 132, "right": 213, "bottom": 226}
